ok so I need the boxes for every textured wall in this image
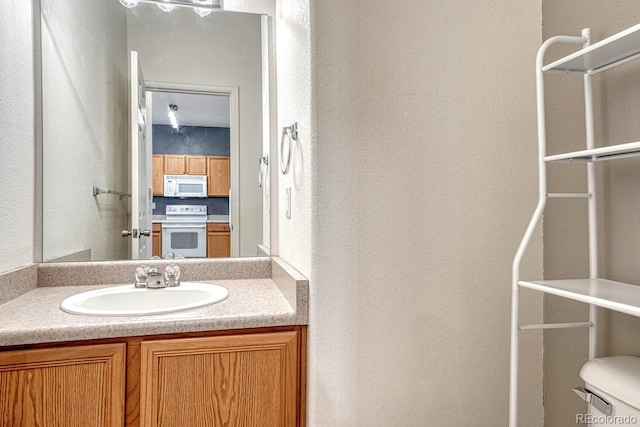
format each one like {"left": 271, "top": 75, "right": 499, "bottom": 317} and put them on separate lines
{"left": 152, "top": 125, "right": 230, "bottom": 156}
{"left": 541, "top": 2, "right": 640, "bottom": 426}
{"left": 307, "top": 1, "right": 543, "bottom": 425}
{"left": 0, "top": 0, "right": 34, "bottom": 273}
{"left": 41, "top": 0, "right": 129, "bottom": 262}
{"left": 275, "top": 0, "right": 313, "bottom": 276}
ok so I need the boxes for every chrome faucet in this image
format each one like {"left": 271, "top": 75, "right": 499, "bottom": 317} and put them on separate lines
{"left": 134, "top": 264, "right": 181, "bottom": 288}
{"left": 146, "top": 266, "right": 165, "bottom": 289}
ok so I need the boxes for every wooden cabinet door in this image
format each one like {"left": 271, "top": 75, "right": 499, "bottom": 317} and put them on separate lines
{"left": 140, "top": 332, "right": 299, "bottom": 427}
{"left": 207, "top": 223, "right": 231, "bottom": 258}
{"left": 152, "top": 223, "right": 162, "bottom": 258}
{"left": 207, "top": 156, "right": 230, "bottom": 197}
{"left": 186, "top": 156, "right": 207, "bottom": 175}
{"left": 152, "top": 155, "right": 164, "bottom": 196}
{"left": 0, "top": 343, "right": 126, "bottom": 427}
{"left": 163, "top": 155, "right": 185, "bottom": 175}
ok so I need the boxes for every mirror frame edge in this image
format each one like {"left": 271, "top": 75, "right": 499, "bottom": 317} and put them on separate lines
{"left": 33, "top": 0, "right": 43, "bottom": 264}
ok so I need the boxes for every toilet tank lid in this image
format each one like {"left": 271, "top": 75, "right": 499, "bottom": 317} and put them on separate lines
{"left": 580, "top": 355, "right": 640, "bottom": 410}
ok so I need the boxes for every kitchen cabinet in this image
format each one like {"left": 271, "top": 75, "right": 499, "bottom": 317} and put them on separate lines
{"left": 163, "top": 155, "right": 185, "bottom": 175}
{"left": 207, "top": 223, "right": 230, "bottom": 258}
{"left": 152, "top": 223, "right": 162, "bottom": 258}
{"left": 186, "top": 156, "right": 207, "bottom": 175}
{"left": 139, "top": 332, "right": 300, "bottom": 426}
{"left": 0, "top": 327, "right": 306, "bottom": 427}
{"left": 207, "top": 156, "right": 230, "bottom": 197}
{"left": 152, "top": 155, "right": 163, "bottom": 196}
{"left": 0, "top": 343, "right": 126, "bottom": 427}
{"left": 163, "top": 155, "right": 207, "bottom": 175}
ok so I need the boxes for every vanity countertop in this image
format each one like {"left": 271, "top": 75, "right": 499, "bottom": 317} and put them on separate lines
{"left": 0, "top": 279, "right": 300, "bottom": 347}
{"left": 0, "top": 258, "right": 307, "bottom": 347}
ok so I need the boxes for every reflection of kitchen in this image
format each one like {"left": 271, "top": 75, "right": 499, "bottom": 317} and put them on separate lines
{"left": 150, "top": 91, "right": 231, "bottom": 259}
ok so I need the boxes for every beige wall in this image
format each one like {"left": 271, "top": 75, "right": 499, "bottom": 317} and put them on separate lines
{"left": 41, "top": 0, "right": 129, "bottom": 262}
{"left": 307, "top": 1, "right": 543, "bottom": 425}
{"left": 0, "top": 0, "right": 34, "bottom": 273}
{"left": 542, "top": 2, "right": 640, "bottom": 425}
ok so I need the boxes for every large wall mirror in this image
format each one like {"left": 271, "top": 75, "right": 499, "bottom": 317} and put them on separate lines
{"left": 40, "top": 0, "right": 272, "bottom": 262}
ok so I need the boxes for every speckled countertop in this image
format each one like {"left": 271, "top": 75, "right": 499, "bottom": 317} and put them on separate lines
{"left": 0, "top": 257, "right": 307, "bottom": 347}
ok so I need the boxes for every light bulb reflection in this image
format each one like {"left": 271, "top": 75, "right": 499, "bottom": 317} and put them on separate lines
{"left": 157, "top": 0, "right": 176, "bottom": 12}
{"left": 118, "top": 0, "right": 139, "bottom": 7}
{"left": 194, "top": 0, "right": 213, "bottom": 17}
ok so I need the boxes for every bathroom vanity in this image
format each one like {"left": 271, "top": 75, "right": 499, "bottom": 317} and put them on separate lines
{"left": 0, "top": 328, "right": 305, "bottom": 427}
{"left": 0, "top": 257, "right": 307, "bottom": 427}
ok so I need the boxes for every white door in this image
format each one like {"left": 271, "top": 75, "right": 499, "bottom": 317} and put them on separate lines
{"left": 130, "top": 51, "right": 152, "bottom": 260}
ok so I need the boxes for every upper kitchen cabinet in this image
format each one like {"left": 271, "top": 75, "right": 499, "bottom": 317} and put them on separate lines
{"left": 207, "top": 156, "right": 231, "bottom": 197}
{"left": 186, "top": 156, "right": 207, "bottom": 175}
{"left": 163, "top": 155, "right": 207, "bottom": 175}
{"left": 152, "top": 155, "right": 164, "bottom": 196}
{"left": 163, "top": 154, "right": 185, "bottom": 175}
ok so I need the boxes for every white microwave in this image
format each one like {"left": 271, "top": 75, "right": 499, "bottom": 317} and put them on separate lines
{"left": 164, "top": 175, "right": 208, "bottom": 198}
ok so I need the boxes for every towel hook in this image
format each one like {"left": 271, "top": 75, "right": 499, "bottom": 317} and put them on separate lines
{"left": 280, "top": 122, "right": 298, "bottom": 174}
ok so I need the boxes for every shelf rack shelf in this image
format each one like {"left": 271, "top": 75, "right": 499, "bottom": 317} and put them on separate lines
{"left": 543, "top": 22, "right": 640, "bottom": 74}
{"left": 519, "top": 279, "right": 640, "bottom": 318}
{"left": 510, "top": 22, "right": 640, "bottom": 427}
{"left": 544, "top": 140, "right": 640, "bottom": 162}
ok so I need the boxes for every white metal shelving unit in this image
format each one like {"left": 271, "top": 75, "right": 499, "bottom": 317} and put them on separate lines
{"left": 510, "top": 23, "right": 640, "bottom": 427}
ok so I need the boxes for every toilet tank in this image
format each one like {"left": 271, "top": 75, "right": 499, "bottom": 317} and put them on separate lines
{"left": 575, "top": 356, "right": 640, "bottom": 426}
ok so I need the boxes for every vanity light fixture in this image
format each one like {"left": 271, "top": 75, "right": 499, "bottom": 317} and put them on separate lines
{"left": 193, "top": 0, "right": 214, "bottom": 17}
{"left": 168, "top": 104, "right": 179, "bottom": 130}
{"left": 118, "top": 0, "right": 222, "bottom": 16}
{"left": 157, "top": 0, "right": 176, "bottom": 12}
{"left": 118, "top": 0, "right": 139, "bottom": 8}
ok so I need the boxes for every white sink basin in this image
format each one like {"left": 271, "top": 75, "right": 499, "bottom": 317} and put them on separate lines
{"left": 60, "top": 282, "right": 229, "bottom": 316}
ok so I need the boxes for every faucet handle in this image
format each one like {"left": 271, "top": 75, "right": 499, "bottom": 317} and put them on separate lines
{"left": 134, "top": 265, "right": 149, "bottom": 288}
{"left": 164, "top": 264, "right": 181, "bottom": 287}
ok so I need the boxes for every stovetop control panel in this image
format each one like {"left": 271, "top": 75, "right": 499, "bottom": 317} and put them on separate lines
{"left": 166, "top": 205, "right": 207, "bottom": 215}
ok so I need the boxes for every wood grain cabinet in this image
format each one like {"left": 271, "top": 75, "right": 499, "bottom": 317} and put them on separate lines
{"left": 207, "top": 156, "right": 230, "bottom": 197}
{"left": 163, "top": 155, "right": 186, "bottom": 175}
{"left": 139, "top": 332, "right": 300, "bottom": 427}
{"left": 163, "top": 155, "right": 207, "bottom": 175}
{"left": 0, "top": 343, "right": 126, "bottom": 427}
{"left": 152, "top": 155, "right": 164, "bottom": 196}
{"left": 207, "top": 223, "right": 231, "bottom": 258}
{"left": 0, "top": 328, "right": 305, "bottom": 427}
{"left": 186, "top": 156, "right": 207, "bottom": 175}
{"left": 152, "top": 223, "right": 162, "bottom": 258}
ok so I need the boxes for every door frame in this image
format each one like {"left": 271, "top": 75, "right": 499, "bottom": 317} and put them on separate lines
{"left": 145, "top": 82, "right": 240, "bottom": 257}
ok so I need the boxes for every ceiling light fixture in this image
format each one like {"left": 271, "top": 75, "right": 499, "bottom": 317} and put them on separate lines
{"left": 118, "top": 0, "right": 222, "bottom": 15}
{"left": 168, "top": 104, "right": 179, "bottom": 130}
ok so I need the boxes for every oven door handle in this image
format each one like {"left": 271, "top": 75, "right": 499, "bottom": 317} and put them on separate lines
{"left": 162, "top": 224, "right": 207, "bottom": 229}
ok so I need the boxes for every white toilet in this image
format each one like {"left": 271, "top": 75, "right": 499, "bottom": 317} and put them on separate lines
{"left": 575, "top": 355, "right": 640, "bottom": 426}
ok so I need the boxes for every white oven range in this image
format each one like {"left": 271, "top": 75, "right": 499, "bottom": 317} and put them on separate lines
{"left": 161, "top": 205, "right": 208, "bottom": 258}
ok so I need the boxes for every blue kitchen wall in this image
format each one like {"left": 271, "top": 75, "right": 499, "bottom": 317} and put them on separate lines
{"left": 152, "top": 125, "right": 230, "bottom": 156}
{"left": 153, "top": 196, "right": 229, "bottom": 216}
{"left": 153, "top": 124, "right": 230, "bottom": 215}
